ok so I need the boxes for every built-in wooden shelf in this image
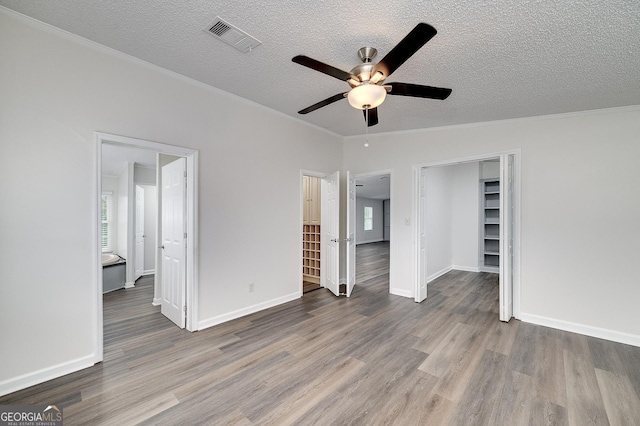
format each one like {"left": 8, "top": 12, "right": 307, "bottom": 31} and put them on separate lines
{"left": 480, "top": 179, "right": 500, "bottom": 273}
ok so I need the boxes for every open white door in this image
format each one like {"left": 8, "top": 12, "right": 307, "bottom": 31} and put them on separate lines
{"left": 321, "top": 171, "right": 340, "bottom": 296}
{"left": 345, "top": 171, "right": 356, "bottom": 297}
{"left": 161, "top": 158, "right": 186, "bottom": 328}
{"left": 416, "top": 168, "right": 428, "bottom": 302}
{"left": 499, "top": 154, "right": 515, "bottom": 321}
{"left": 134, "top": 185, "right": 145, "bottom": 281}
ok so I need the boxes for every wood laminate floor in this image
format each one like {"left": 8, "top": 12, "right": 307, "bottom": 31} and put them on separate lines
{"left": 2, "top": 243, "right": 640, "bottom": 425}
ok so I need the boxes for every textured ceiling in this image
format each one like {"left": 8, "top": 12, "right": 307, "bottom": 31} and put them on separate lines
{"left": 2, "top": 0, "right": 639, "bottom": 136}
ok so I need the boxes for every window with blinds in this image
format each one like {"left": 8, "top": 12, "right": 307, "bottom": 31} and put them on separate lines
{"left": 101, "top": 192, "right": 113, "bottom": 252}
{"left": 364, "top": 206, "right": 373, "bottom": 231}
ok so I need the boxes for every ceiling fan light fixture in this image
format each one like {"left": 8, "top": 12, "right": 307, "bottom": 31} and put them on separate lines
{"left": 347, "top": 84, "right": 386, "bottom": 110}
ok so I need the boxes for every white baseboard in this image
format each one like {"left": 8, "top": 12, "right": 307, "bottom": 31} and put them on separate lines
{"left": 124, "top": 281, "right": 135, "bottom": 289}
{"left": 452, "top": 265, "right": 480, "bottom": 273}
{"left": 520, "top": 313, "right": 640, "bottom": 348}
{"left": 142, "top": 269, "right": 155, "bottom": 276}
{"left": 198, "top": 292, "right": 301, "bottom": 331}
{"left": 426, "top": 266, "right": 453, "bottom": 284}
{"left": 356, "top": 239, "right": 384, "bottom": 245}
{"left": 390, "top": 287, "right": 413, "bottom": 298}
{"left": 152, "top": 298, "right": 161, "bottom": 306}
{"left": 0, "top": 354, "right": 96, "bottom": 397}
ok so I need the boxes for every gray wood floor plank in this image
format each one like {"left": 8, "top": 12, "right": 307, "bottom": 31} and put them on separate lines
{"left": 564, "top": 348, "right": 611, "bottom": 426}
{"left": 449, "top": 349, "right": 510, "bottom": 425}
{"left": 595, "top": 368, "right": 640, "bottom": 426}
{"left": 490, "top": 370, "right": 537, "bottom": 426}
{"left": 529, "top": 397, "right": 569, "bottom": 426}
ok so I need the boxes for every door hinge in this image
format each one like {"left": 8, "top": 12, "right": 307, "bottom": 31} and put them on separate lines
{"left": 184, "top": 171, "right": 187, "bottom": 177}
{"left": 183, "top": 305, "right": 187, "bottom": 315}
{"left": 184, "top": 232, "right": 187, "bottom": 239}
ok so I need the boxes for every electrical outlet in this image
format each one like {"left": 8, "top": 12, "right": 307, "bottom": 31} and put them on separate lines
{"left": 249, "top": 283, "right": 255, "bottom": 292}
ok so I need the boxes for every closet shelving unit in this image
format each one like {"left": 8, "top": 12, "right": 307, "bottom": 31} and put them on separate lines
{"left": 302, "top": 225, "right": 321, "bottom": 283}
{"left": 480, "top": 179, "right": 500, "bottom": 273}
{"left": 303, "top": 176, "right": 321, "bottom": 284}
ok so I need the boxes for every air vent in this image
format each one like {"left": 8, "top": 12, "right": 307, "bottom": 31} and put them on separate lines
{"left": 204, "top": 17, "right": 261, "bottom": 53}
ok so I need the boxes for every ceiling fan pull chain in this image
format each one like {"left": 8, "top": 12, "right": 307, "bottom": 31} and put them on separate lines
{"left": 364, "top": 109, "right": 370, "bottom": 148}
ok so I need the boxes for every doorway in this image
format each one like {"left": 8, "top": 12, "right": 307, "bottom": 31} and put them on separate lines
{"left": 353, "top": 172, "right": 391, "bottom": 293}
{"left": 414, "top": 151, "right": 520, "bottom": 321}
{"left": 300, "top": 170, "right": 340, "bottom": 297}
{"left": 302, "top": 173, "right": 322, "bottom": 293}
{"left": 95, "top": 132, "right": 199, "bottom": 364}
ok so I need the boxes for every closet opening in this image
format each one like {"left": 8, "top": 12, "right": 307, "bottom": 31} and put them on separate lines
{"left": 302, "top": 173, "right": 322, "bottom": 293}
{"left": 414, "top": 151, "right": 520, "bottom": 321}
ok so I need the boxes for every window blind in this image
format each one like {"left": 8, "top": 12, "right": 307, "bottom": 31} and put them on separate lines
{"left": 101, "top": 192, "right": 113, "bottom": 252}
{"left": 364, "top": 206, "right": 373, "bottom": 231}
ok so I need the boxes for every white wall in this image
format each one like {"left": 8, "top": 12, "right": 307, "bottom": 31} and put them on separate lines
{"left": 116, "top": 164, "right": 131, "bottom": 261}
{"left": 0, "top": 11, "right": 342, "bottom": 394}
{"left": 424, "top": 167, "right": 453, "bottom": 279}
{"left": 141, "top": 184, "right": 157, "bottom": 274}
{"left": 383, "top": 199, "right": 390, "bottom": 241}
{"left": 451, "top": 162, "right": 480, "bottom": 271}
{"left": 134, "top": 165, "right": 156, "bottom": 185}
{"left": 355, "top": 197, "right": 384, "bottom": 244}
{"left": 481, "top": 160, "right": 500, "bottom": 179}
{"left": 134, "top": 165, "right": 157, "bottom": 274}
{"left": 344, "top": 105, "right": 640, "bottom": 344}
{"left": 423, "top": 161, "right": 481, "bottom": 277}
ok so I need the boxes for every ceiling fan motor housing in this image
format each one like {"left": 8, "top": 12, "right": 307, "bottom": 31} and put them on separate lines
{"left": 358, "top": 47, "right": 377, "bottom": 63}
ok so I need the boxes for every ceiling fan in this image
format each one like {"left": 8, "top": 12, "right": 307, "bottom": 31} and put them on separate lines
{"left": 292, "top": 23, "right": 452, "bottom": 127}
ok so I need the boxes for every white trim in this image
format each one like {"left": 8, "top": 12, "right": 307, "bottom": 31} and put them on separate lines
{"left": 152, "top": 298, "right": 161, "bottom": 306}
{"left": 426, "top": 266, "right": 453, "bottom": 284}
{"left": 124, "top": 281, "right": 135, "bottom": 289}
{"left": 142, "top": 269, "right": 155, "bottom": 276}
{"left": 520, "top": 313, "right": 640, "bottom": 348}
{"left": 452, "top": 265, "right": 481, "bottom": 273}
{"left": 343, "top": 105, "right": 640, "bottom": 140}
{"left": 198, "top": 292, "right": 301, "bottom": 331}
{"left": 0, "top": 354, "right": 95, "bottom": 397}
{"left": 389, "top": 287, "right": 413, "bottom": 298}
{"left": 356, "top": 238, "right": 384, "bottom": 245}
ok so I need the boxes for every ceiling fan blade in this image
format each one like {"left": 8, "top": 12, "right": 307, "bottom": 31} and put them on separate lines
{"left": 372, "top": 23, "right": 437, "bottom": 79}
{"left": 292, "top": 55, "right": 354, "bottom": 81}
{"left": 362, "top": 107, "right": 379, "bottom": 127}
{"left": 388, "top": 82, "right": 452, "bottom": 100}
{"left": 298, "top": 93, "right": 347, "bottom": 114}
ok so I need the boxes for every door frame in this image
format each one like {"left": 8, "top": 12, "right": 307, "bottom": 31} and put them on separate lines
{"left": 412, "top": 150, "right": 521, "bottom": 320}
{"left": 95, "top": 132, "right": 199, "bottom": 363}
{"left": 134, "top": 184, "right": 145, "bottom": 281}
